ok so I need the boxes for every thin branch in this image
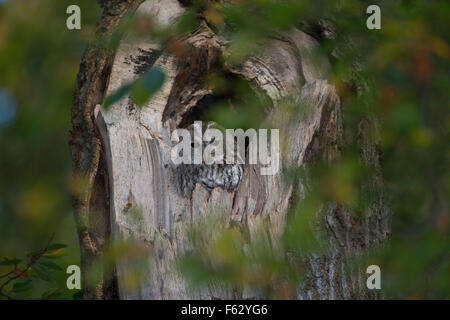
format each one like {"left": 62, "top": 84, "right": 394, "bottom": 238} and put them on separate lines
{"left": 0, "top": 264, "right": 16, "bottom": 280}
{"left": 0, "top": 233, "right": 55, "bottom": 300}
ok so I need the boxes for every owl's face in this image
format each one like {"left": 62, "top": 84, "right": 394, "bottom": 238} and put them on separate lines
{"left": 176, "top": 121, "right": 244, "bottom": 197}
{"left": 185, "top": 121, "right": 245, "bottom": 165}
{"left": 187, "top": 121, "right": 221, "bottom": 151}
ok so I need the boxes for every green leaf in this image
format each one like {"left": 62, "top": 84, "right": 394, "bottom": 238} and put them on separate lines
{"left": 43, "top": 248, "right": 67, "bottom": 259}
{"left": 26, "top": 250, "right": 39, "bottom": 258}
{"left": 0, "top": 258, "right": 21, "bottom": 266}
{"left": 104, "top": 68, "right": 165, "bottom": 109}
{"left": 39, "top": 260, "right": 62, "bottom": 271}
{"left": 103, "top": 83, "right": 133, "bottom": 109}
{"left": 130, "top": 68, "right": 165, "bottom": 107}
{"left": 41, "top": 288, "right": 61, "bottom": 299}
{"left": 13, "top": 280, "right": 33, "bottom": 293}
{"left": 32, "top": 265, "right": 53, "bottom": 282}
{"left": 142, "top": 67, "right": 166, "bottom": 94}
{"left": 176, "top": 10, "right": 197, "bottom": 35}
{"left": 72, "top": 290, "right": 83, "bottom": 300}
{"left": 47, "top": 243, "right": 67, "bottom": 251}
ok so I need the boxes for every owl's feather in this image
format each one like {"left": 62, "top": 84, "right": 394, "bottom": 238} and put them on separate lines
{"left": 175, "top": 121, "right": 244, "bottom": 197}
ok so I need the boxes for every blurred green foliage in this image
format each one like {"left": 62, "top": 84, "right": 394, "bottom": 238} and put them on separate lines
{"left": 173, "top": 0, "right": 450, "bottom": 299}
{"left": 0, "top": 0, "right": 101, "bottom": 299}
{"left": 0, "top": 237, "right": 73, "bottom": 300}
{"left": 0, "top": 0, "right": 448, "bottom": 299}
{"left": 104, "top": 67, "right": 166, "bottom": 108}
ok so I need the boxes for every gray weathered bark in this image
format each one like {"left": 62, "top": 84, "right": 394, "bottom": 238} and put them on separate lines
{"left": 71, "top": 0, "right": 391, "bottom": 299}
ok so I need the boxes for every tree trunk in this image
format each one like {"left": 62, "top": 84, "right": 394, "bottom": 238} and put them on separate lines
{"left": 70, "top": 0, "right": 391, "bottom": 299}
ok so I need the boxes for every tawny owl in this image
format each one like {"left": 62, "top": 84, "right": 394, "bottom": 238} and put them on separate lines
{"left": 175, "top": 121, "right": 244, "bottom": 198}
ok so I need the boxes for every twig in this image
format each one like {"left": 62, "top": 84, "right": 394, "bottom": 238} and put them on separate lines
{"left": 0, "top": 233, "right": 56, "bottom": 300}
{"left": 0, "top": 266, "right": 16, "bottom": 280}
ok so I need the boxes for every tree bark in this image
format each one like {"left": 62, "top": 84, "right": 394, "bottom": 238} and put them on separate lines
{"left": 70, "top": 0, "right": 391, "bottom": 299}
{"left": 69, "top": 0, "right": 145, "bottom": 299}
